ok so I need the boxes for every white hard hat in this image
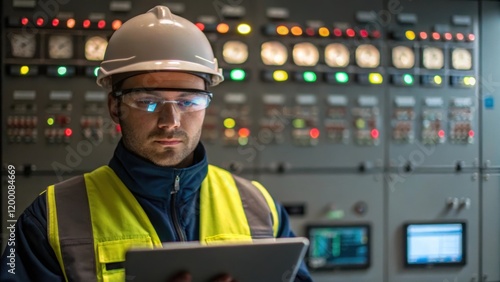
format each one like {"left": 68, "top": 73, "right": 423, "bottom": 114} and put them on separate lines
{"left": 96, "top": 5, "right": 224, "bottom": 90}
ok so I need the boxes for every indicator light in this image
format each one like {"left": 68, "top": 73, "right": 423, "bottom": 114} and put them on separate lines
{"left": 217, "top": 23, "right": 230, "bottom": 34}
{"left": 276, "top": 25, "right": 289, "bottom": 36}
{"left": 97, "top": 20, "right": 106, "bottom": 29}
{"left": 83, "top": 19, "right": 91, "bottom": 28}
{"left": 273, "top": 70, "right": 288, "bottom": 82}
{"left": 318, "top": 27, "right": 329, "bottom": 37}
{"left": 52, "top": 18, "right": 60, "bottom": 27}
{"left": 333, "top": 28, "right": 342, "bottom": 37}
{"left": 309, "top": 128, "right": 320, "bottom": 139}
{"left": 368, "top": 73, "right": 383, "bottom": 84}
{"left": 36, "top": 18, "right": 44, "bottom": 26}
{"left": 405, "top": 30, "right": 416, "bottom": 40}
{"left": 467, "top": 34, "right": 475, "bottom": 41}
{"left": 64, "top": 128, "right": 73, "bottom": 137}
{"left": 305, "top": 27, "right": 315, "bottom": 36}
{"left": 20, "top": 66, "right": 30, "bottom": 75}
{"left": 463, "top": 76, "right": 476, "bottom": 86}
{"left": 456, "top": 33, "right": 464, "bottom": 41}
{"left": 238, "top": 128, "right": 250, "bottom": 138}
{"left": 293, "top": 119, "right": 305, "bottom": 129}
{"left": 335, "top": 72, "right": 349, "bottom": 83}
{"left": 66, "top": 18, "right": 75, "bottom": 28}
{"left": 47, "top": 118, "right": 55, "bottom": 126}
{"left": 468, "top": 130, "right": 475, "bottom": 138}
{"left": 224, "top": 118, "right": 236, "bottom": 129}
{"left": 371, "top": 30, "right": 381, "bottom": 39}
{"left": 237, "top": 23, "right": 251, "bottom": 35}
{"left": 346, "top": 28, "right": 356, "bottom": 37}
{"left": 195, "top": 22, "right": 205, "bottom": 31}
{"left": 371, "top": 129, "right": 379, "bottom": 139}
{"left": 432, "top": 32, "right": 440, "bottom": 41}
{"left": 238, "top": 137, "right": 249, "bottom": 146}
{"left": 434, "top": 75, "right": 443, "bottom": 85}
{"left": 225, "top": 129, "right": 236, "bottom": 138}
{"left": 112, "top": 20, "right": 122, "bottom": 30}
{"left": 438, "top": 130, "right": 445, "bottom": 138}
{"left": 356, "top": 119, "right": 365, "bottom": 129}
{"left": 403, "top": 74, "right": 414, "bottom": 85}
{"left": 229, "top": 69, "right": 246, "bottom": 81}
{"left": 290, "top": 26, "right": 302, "bottom": 36}
{"left": 21, "top": 17, "right": 29, "bottom": 26}
{"left": 444, "top": 32, "right": 453, "bottom": 41}
{"left": 303, "top": 71, "right": 317, "bottom": 82}
{"left": 58, "top": 66, "right": 67, "bottom": 76}
{"left": 359, "top": 29, "right": 369, "bottom": 38}
{"left": 94, "top": 67, "right": 99, "bottom": 77}
{"left": 419, "top": 31, "right": 428, "bottom": 40}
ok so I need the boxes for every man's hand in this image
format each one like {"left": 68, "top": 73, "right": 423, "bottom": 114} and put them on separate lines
{"left": 168, "top": 272, "right": 237, "bottom": 282}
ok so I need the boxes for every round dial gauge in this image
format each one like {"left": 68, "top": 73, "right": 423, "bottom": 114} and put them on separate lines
{"left": 292, "top": 42, "right": 319, "bottom": 66}
{"left": 9, "top": 33, "right": 36, "bottom": 58}
{"left": 325, "top": 43, "right": 350, "bottom": 68}
{"left": 261, "top": 41, "right": 288, "bottom": 66}
{"left": 48, "top": 35, "right": 73, "bottom": 59}
{"left": 392, "top": 46, "right": 415, "bottom": 69}
{"left": 422, "top": 47, "right": 444, "bottom": 70}
{"left": 452, "top": 48, "right": 472, "bottom": 70}
{"left": 85, "top": 36, "right": 108, "bottom": 61}
{"left": 355, "top": 44, "right": 380, "bottom": 68}
{"left": 222, "top": 41, "right": 248, "bottom": 64}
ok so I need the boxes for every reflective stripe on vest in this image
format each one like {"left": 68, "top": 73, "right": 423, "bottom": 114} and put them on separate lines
{"left": 47, "top": 165, "right": 279, "bottom": 282}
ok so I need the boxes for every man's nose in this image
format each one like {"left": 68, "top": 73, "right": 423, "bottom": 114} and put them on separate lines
{"left": 157, "top": 102, "right": 181, "bottom": 128}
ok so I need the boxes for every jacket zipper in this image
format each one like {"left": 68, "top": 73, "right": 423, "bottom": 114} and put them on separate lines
{"left": 170, "top": 174, "right": 187, "bottom": 241}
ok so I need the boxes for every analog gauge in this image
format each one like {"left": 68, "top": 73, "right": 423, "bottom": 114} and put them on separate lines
{"left": 355, "top": 44, "right": 380, "bottom": 68}
{"left": 48, "top": 35, "right": 73, "bottom": 59}
{"left": 451, "top": 48, "right": 472, "bottom": 70}
{"left": 392, "top": 46, "right": 415, "bottom": 69}
{"left": 85, "top": 36, "right": 108, "bottom": 61}
{"left": 261, "top": 41, "right": 288, "bottom": 66}
{"left": 292, "top": 42, "right": 319, "bottom": 66}
{"left": 222, "top": 41, "right": 248, "bottom": 64}
{"left": 325, "top": 43, "right": 350, "bottom": 68}
{"left": 422, "top": 47, "right": 444, "bottom": 70}
{"left": 9, "top": 33, "right": 36, "bottom": 58}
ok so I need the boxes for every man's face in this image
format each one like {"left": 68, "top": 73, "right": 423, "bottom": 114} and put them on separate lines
{"left": 109, "top": 72, "right": 206, "bottom": 168}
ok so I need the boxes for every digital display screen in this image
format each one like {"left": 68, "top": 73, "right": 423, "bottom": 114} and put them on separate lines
{"left": 404, "top": 222, "right": 466, "bottom": 267}
{"left": 306, "top": 224, "right": 370, "bottom": 270}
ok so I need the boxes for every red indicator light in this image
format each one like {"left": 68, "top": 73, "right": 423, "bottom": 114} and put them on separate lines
{"left": 238, "top": 128, "right": 250, "bottom": 138}
{"left": 432, "top": 32, "right": 441, "bottom": 40}
{"left": 359, "top": 29, "right": 369, "bottom": 38}
{"left": 97, "top": 20, "right": 106, "bottom": 29}
{"left": 195, "top": 22, "right": 205, "bottom": 31}
{"left": 370, "top": 129, "right": 379, "bottom": 139}
{"left": 468, "top": 34, "right": 475, "bottom": 41}
{"left": 305, "top": 27, "right": 315, "bottom": 36}
{"left": 309, "top": 128, "right": 320, "bottom": 139}
{"left": 64, "top": 128, "right": 73, "bottom": 137}
{"left": 21, "top": 17, "right": 29, "bottom": 26}
{"left": 438, "top": 130, "right": 445, "bottom": 138}
{"left": 115, "top": 124, "right": 122, "bottom": 133}
{"left": 371, "top": 30, "right": 381, "bottom": 38}
{"left": 83, "top": 19, "right": 91, "bottom": 28}
{"left": 468, "top": 130, "right": 475, "bottom": 138}
{"left": 112, "top": 20, "right": 122, "bottom": 30}
{"left": 456, "top": 33, "right": 464, "bottom": 41}
{"left": 333, "top": 28, "right": 342, "bottom": 37}
{"left": 36, "top": 18, "right": 44, "bottom": 26}
{"left": 346, "top": 28, "right": 356, "bottom": 37}
{"left": 419, "top": 31, "right": 428, "bottom": 40}
{"left": 444, "top": 32, "right": 453, "bottom": 41}
{"left": 52, "top": 18, "right": 60, "bottom": 27}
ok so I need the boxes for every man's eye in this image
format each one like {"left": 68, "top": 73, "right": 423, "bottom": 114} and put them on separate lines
{"left": 178, "top": 99, "right": 198, "bottom": 107}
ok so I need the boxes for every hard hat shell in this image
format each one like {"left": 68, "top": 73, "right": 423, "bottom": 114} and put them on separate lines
{"left": 96, "top": 6, "right": 224, "bottom": 89}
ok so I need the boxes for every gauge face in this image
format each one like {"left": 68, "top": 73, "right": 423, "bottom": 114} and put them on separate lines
{"left": 222, "top": 41, "right": 248, "bottom": 64}
{"left": 48, "top": 35, "right": 73, "bottom": 59}
{"left": 293, "top": 42, "right": 319, "bottom": 66}
{"left": 355, "top": 44, "right": 380, "bottom": 68}
{"left": 392, "top": 46, "right": 415, "bottom": 69}
{"left": 261, "top": 41, "right": 288, "bottom": 66}
{"left": 9, "top": 33, "right": 36, "bottom": 58}
{"left": 85, "top": 36, "right": 108, "bottom": 61}
{"left": 452, "top": 48, "right": 472, "bottom": 70}
{"left": 422, "top": 47, "right": 444, "bottom": 70}
{"left": 325, "top": 43, "right": 350, "bottom": 68}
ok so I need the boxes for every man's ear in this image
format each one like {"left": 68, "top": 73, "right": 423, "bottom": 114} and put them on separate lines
{"left": 108, "top": 93, "right": 120, "bottom": 124}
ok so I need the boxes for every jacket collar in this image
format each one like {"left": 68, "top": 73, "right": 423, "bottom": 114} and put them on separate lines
{"left": 108, "top": 140, "right": 208, "bottom": 202}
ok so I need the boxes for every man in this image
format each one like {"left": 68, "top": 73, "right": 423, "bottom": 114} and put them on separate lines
{"left": 0, "top": 6, "right": 312, "bottom": 282}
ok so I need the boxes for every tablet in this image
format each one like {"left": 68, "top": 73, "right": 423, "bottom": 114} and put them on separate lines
{"left": 125, "top": 237, "right": 309, "bottom": 282}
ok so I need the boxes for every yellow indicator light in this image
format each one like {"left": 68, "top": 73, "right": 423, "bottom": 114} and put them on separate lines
{"left": 237, "top": 23, "right": 251, "bottom": 35}
{"left": 318, "top": 27, "right": 330, "bottom": 37}
{"left": 433, "top": 75, "right": 443, "bottom": 85}
{"left": 405, "top": 30, "right": 416, "bottom": 41}
{"left": 217, "top": 23, "right": 230, "bottom": 34}
{"left": 224, "top": 129, "right": 236, "bottom": 138}
{"left": 20, "top": 65, "right": 30, "bottom": 75}
{"left": 368, "top": 73, "right": 383, "bottom": 84}
{"left": 464, "top": 76, "right": 476, "bottom": 86}
{"left": 238, "top": 137, "right": 249, "bottom": 146}
{"left": 273, "top": 70, "right": 288, "bottom": 82}
{"left": 276, "top": 25, "right": 289, "bottom": 36}
{"left": 293, "top": 119, "right": 305, "bottom": 129}
{"left": 47, "top": 117, "right": 55, "bottom": 126}
{"left": 355, "top": 118, "right": 366, "bottom": 129}
{"left": 290, "top": 26, "right": 303, "bottom": 36}
{"left": 223, "top": 118, "right": 236, "bottom": 129}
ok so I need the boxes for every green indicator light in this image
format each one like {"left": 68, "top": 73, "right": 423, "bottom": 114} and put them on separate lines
{"left": 303, "top": 71, "right": 317, "bottom": 82}
{"left": 223, "top": 118, "right": 236, "bottom": 129}
{"left": 238, "top": 137, "right": 249, "bottom": 146}
{"left": 94, "top": 67, "right": 99, "bottom": 77}
{"left": 47, "top": 117, "right": 54, "bottom": 126}
{"left": 292, "top": 118, "right": 305, "bottom": 129}
{"left": 403, "top": 74, "right": 414, "bottom": 85}
{"left": 230, "top": 69, "right": 246, "bottom": 81}
{"left": 335, "top": 72, "right": 349, "bottom": 83}
{"left": 57, "top": 66, "right": 67, "bottom": 76}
